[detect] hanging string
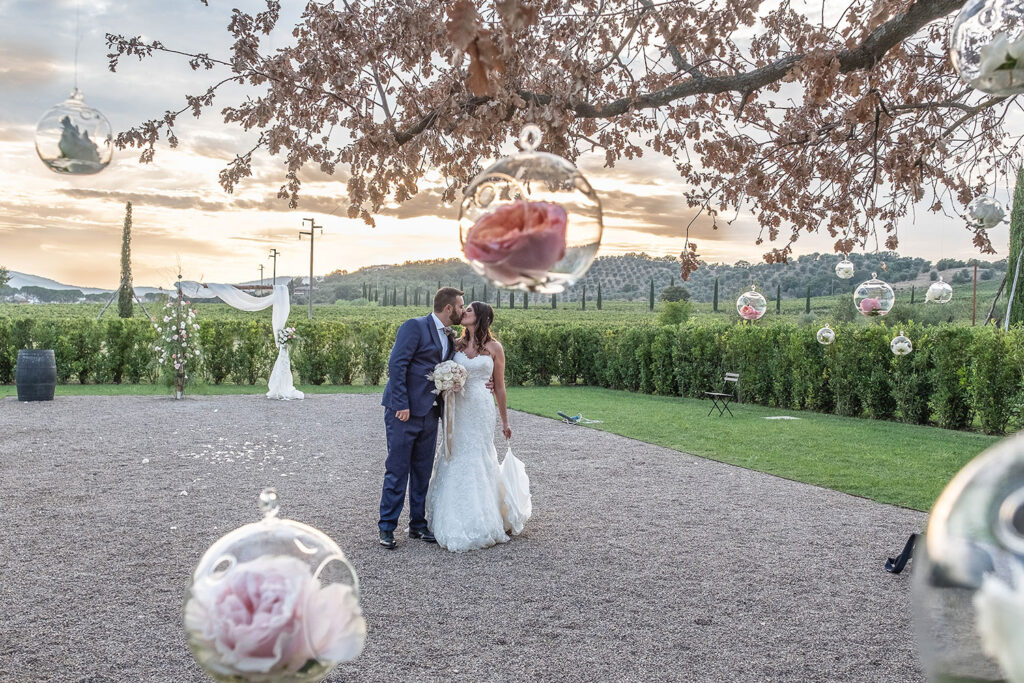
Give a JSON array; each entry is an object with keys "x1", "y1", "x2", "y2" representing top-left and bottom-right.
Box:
[{"x1": 73, "y1": 1, "x2": 81, "y2": 92}]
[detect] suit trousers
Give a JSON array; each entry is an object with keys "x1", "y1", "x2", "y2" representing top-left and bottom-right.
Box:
[{"x1": 378, "y1": 406, "x2": 440, "y2": 532}]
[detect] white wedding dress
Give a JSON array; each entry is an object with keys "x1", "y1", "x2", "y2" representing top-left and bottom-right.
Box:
[{"x1": 426, "y1": 351, "x2": 529, "y2": 552}]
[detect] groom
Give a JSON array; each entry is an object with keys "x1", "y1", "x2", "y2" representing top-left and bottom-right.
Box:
[{"x1": 378, "y1": 287, "x2": 465, "y2": 549}]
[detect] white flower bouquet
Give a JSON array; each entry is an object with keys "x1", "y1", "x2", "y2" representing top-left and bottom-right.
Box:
[
  {"x1": 276, "y1": 326, "x2": 298, "y2": 348},
  {"x1": 427, "y1": 360, "x2": 469, "y2": 395}
]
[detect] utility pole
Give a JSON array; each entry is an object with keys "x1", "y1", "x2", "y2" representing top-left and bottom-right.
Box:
[
  {"x1": 258, "y1": 264, "x2": 265, "y2": 291},
  {"x1": 299, "y1": 218, "x2": 324, "y2": 319},
  {"x1": 268, "y1": 248, "x2": 281, "y2": 287}
]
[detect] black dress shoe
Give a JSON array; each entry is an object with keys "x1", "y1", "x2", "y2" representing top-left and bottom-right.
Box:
[
  {"x1": 409, "y1": 528, "x2": 436, "y2": 543},
  {"x1": 379, "y1": 530, "x2": 396, "y2": 549}
]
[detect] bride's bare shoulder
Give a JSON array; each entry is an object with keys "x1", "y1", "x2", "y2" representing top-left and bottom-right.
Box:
[{"x1": 485, "y1": 340, "x2": 504, "y2": 357}]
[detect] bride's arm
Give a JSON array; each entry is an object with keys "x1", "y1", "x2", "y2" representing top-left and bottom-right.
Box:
[{"x1": 489, "y1": 341, "x2": 511, "y2": 440}]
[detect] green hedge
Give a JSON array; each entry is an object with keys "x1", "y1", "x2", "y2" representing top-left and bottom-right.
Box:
[{"x1": 4, "y1": 315, "x2": 1024, "y2": 434}]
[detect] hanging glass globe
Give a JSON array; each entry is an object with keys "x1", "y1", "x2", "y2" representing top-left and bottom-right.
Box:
[
  {"x1": 853, "y1": 273, "x2": 895, "y2": 318},
  {"x1": 835, "y1": 257, "x2": 855, "y2": 280},
  {"x1": 968, "y1": 196, "x2": 1008, "y2": 229},
  {"x1": 459, "y1": 125, "x2": 603, "y2": 293},
  {"x1": 913, "y1": 432, "x2": 1024, "y2": 682},
  {"x1": 816, "y1": 325, "x2": 836, "y2": 345},
  {"x1": 736, "y1": 286, "x2": 767, "y2": 321},
  {"x1": 35, "y1": 88, "x2": 113, "y2": 175},
  {"x1": 927, "y1": 276, "x2": 955, "y2": 304},
  {"x1": 890, "y1": 331, "x2": 913, "y2": 356},
  {"x1": 184, "y1": 489, "x2": 366, "y2": 682},
  {"x1": 950, "y1": 0, "x2": 1024, "y2": 96}
]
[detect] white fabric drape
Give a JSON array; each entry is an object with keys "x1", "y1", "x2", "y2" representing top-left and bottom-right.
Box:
[{"x1": 178, "y1": 282, "x2": 304, "y2": 400}]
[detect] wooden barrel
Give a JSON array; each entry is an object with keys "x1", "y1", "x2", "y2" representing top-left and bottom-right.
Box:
[{"x1": 16, "y1": 349, "x2": 57, "y2": 401}]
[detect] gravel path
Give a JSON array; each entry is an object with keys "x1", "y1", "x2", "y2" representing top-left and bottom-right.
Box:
[{"x1": 1, "y1": 394, "x2": 926, "y2": 682}]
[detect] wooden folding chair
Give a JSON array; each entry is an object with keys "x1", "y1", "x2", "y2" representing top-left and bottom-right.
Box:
[{"x1": 704, "y1": 372, "x2": 739, "y2": 417}]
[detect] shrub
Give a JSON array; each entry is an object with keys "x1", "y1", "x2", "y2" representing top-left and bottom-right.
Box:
[
  {"x1": 930, "y1": 327, "x2": 974, "y2": 430},
  {"x1": 658, "y1": 301, "x2": 692, "y2": 326}
]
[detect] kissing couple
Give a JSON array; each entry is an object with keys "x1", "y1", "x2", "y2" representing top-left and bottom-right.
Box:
[{"x1": 377, "y1": 287, "x2": 531, "y2": 552}]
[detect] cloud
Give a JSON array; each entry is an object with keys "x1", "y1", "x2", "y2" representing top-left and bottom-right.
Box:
[{"x1": 0, "y1": 42, "x2": 59, "y2": 88}]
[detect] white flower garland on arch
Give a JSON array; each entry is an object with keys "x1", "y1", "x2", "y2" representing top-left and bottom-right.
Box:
[{"x1": 178, "y1": 282, "x2": 304, "y2": 400}]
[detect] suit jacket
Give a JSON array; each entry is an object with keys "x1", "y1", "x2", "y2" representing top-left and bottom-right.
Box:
[{"x1": 381, "y1": 314, "x2": 453, "y2": 417}]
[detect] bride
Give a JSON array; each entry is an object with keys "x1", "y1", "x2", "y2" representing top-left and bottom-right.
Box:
[{"x1": 426, "y1": 300, "x2": 530, "y2": 552}]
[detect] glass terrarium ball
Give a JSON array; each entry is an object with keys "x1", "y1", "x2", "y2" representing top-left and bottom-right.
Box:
[
  {"x1": 913, "y1": 432, "x2": 1024, "y2": 682},
  {"x1": 891, "y1": 332, "x2": 913, "y2": 356},
  {"x1": 736, "y1": 287, "x2": 767, "y2": 321},
  {"x1": 835, "y1": 258, "x2": 855, "y2": 279},
  {"x1": 184, "y1": 489, "x2": 366, "y2": 682},
  {"x1": 950, "y1": 0, "x2": 1024, "y2": 96},
  {"x1": 459, "y1": 125, "x2": 603, "y2": 293},
  {"x1": 35, "y1": 88, "x2": 113, "y2": 175},
  {"x1": 853, "y1": 273, "x2": 895, "y2": 318},
  {"x1": 816, "y1": 325, "x2": 836, "y2": 345},
  {"x1": 927, "y1": 277, "x2": 954, "y2": 304},
  {"x1": 968, "y1": 196, "x2": 1007, "y2": 229}
]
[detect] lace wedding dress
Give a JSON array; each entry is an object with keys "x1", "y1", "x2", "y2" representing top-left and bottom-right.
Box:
[{"x1": 426, "y1": 351, "x2": 529, "y2": 552}]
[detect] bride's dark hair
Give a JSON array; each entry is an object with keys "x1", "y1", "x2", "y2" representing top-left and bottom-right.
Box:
[{"x1": 457, "y1": 301, "x2": 496, "y2": 354}]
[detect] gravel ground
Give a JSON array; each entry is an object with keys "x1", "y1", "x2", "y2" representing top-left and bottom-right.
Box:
[{"x1": 1, "y1": 394, "x2": 927, "y2": 682}]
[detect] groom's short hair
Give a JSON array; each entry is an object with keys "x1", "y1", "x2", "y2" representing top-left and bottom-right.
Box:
[{"x1": 433, "y1": 287, "x2": 464, "y2": 312}]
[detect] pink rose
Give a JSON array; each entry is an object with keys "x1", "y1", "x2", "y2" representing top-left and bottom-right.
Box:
[
  {"x1": 463, "y1": 200, "x2": 567, "y2": 285},
  {"x1": 184, "y1": 555, "x2": 365, "y2": 677},
  {"x1": 859, "y1": 297, "x2": 882, "y2": 315},
  {"x1": 739, "y1": 304, "x2": 761, "y2": 320}
]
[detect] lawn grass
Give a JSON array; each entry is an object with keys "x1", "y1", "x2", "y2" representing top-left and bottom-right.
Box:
[
  {"x1": 3, "y1": 382, "x2": 997, "y2": 511},
  {"x1": 0, "y1": 383, "x2": 384, "y2": 398},
  {"x1": 505, "y1": 386, "x2": 1000, "y2": 512}
]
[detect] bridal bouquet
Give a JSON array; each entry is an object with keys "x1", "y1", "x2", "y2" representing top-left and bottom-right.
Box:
[
  {"x1": 428, "y1": 360, "x2": 469, "y2": 395},
  {"x1": 275, "y1": 326, "x2": 298, "y2": 348}
]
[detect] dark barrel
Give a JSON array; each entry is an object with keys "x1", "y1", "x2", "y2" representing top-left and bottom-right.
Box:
[{"x1": 16, "y1": 350, "x2": 57, "y2": 401}]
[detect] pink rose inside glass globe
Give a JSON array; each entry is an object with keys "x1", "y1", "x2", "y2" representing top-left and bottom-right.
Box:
[
  {"x1": 736, "y1": 288, "x2": 767, "y2": 320},
  {"x1": 459, "y1": 125, "x2": 603, "y2": 293},
  {"x1": 853, "y1": 273, "x2": 895, "y2": 318},
  {"x1": 184, "y1": 489, "x2": 366, "y2": 682}
]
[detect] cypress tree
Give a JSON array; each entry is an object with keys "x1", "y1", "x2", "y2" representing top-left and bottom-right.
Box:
[
  {"x1": 552, "y1": 293, "x2": 557, "y2": 309},
  {"x1": 776, "y1": 283, "x2": 781, "y2": 314},
  {"x1": 911, "y1": 285, "x2": 916, "y2": 305},
  {"x1": 581, "y1": 283, "x2": 587, "y2": 310},
  {"x1": 713, "y1": 277, "x2": 719, "y2": 312},
  {"x1": 1010, "y1": 166, "x2": 1024, "y2": 326},
  {"x1": 509, "y1": 291, "x2": 514, "y2": 308},
  {"x1": 523, "y1": 291, "x2": 529, "y2": 309},
  {"x1": 460, "y1": 277, "x2": 464, "y2": 291},
  {"x1": 438, "y1": 279, "x2": 442, "y2": 291},
  {"x1": 496, "y1": 289, "x2": 501, "y2": 308},
  {"x1": 805, "y1": 285, "x2": 811, "y2": 314},
  {"x1": 649, "y1": 278, "x2": 655, "y2": 311},
  {"x1": 362, "y1": 282, "x2": 367, "y2": 299},
  {"x1": 471, "y1": 286, "x2": 476, "y2": 301},
  {"x1": 403, "y1": 285, "x2": 408, "y2": 306},
  {"x1": 483, "y1": 283, "x2": 488, "y2": 301},
  {"x1": 118, "y1": 201, "x2": 134, "y2": 318},
  {"x1": 597, "y1": 281, "x2": 603, "y2": 310}
]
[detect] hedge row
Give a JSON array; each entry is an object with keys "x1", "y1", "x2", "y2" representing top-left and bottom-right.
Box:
[{"x1": 3, "y1": 316, "x2": 1023, "y2": 434}]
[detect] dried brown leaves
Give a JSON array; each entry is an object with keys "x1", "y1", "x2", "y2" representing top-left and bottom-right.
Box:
[{"x1": 106, "y1": 0, "x2": 1019, "y2": 271}]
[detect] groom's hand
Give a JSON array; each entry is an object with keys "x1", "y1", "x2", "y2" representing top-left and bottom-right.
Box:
[
  {"x1": 485, "y1": 379, "x2": 495, "y2": 393},
  {"x1": 396, "y1": 409, "x2": 410, "y2": 422}
]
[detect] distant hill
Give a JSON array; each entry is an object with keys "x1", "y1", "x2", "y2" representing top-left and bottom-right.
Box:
[
  {"x1": 321, "y1": 253, "x2": 1008, "y2": 304},
  {"x1": 5, "y1": 271, "x2": 168, "y2": 297}
]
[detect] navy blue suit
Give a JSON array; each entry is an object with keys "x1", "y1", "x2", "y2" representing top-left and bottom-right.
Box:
[{"x1": 378, "y1": 315, "x2": 454, "y2": 533}]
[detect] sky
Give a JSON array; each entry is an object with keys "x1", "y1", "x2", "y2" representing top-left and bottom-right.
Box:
[{"x1": 0, "y1": 0, "x2": 1014, "y2": 289}]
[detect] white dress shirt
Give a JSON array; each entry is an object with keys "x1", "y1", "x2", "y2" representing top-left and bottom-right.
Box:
[{"x1": 430, "y1": 313, "x2": 448, "y2": 358}]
